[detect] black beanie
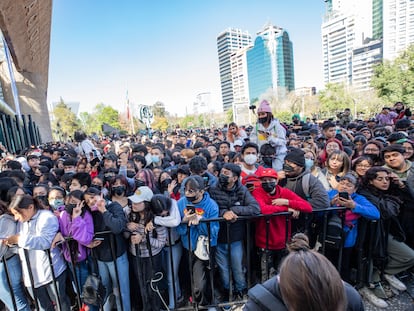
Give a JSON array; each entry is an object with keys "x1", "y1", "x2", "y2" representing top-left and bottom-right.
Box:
[{"x1": 285, "y1": 148, "x2": 305, "y2": 167}]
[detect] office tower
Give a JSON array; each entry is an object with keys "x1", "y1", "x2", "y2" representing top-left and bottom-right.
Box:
[
  {"x1": 322, "y1": 0, "x2": 374, "y2": 88},
  {"x1": 246, "y1": 23, "x2": 295, "y2": 103},
  {"x1": 373, "y1": 0, "x2": 383, "y2": 39},
  {"x1": 217, "y1": 28, "x2": 252, "y2": 111},
  {"x1": 383, "y1": 0, "x2": 414, "y2": 61}
]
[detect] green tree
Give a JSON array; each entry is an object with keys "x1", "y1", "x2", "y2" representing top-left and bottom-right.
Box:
[
  {"x1": 371, "y1": 45, "x2": 414, "y2": 105},
  {"x1": 152, "y1": 116, "x2": 169, "y2": 131},
  {"x1": 93, "y1": 103, "x2": 120, "y2": 130},
  {"x1": 318, "y1": 83, "x2": 354, "y2": 116},
  {"x1": 79, "y1": 112, "x2": 100, "y2": 134},
  {"x1": 52, "y1": 98, "x2": 79, "y2": 141}
]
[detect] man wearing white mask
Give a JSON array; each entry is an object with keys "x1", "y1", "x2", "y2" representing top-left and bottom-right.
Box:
[{"x1": 240, "y1": 143, "x2": 260, "y2": 178}]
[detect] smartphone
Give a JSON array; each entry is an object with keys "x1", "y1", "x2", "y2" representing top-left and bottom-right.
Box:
[
  {"x1": 338, "y1": 192, "x2": 349, "y2": 200},
  {"x1": 186, "y1": 204, "x2": 196, "y2": 214}
]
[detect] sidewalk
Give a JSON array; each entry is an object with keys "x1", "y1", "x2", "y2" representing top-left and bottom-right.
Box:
[{"x1": 363, "y1": 274, "x2": 414, "y2": 311}]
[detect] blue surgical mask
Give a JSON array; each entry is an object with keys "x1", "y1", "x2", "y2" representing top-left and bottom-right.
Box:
[
  {"x1": 151, "y1": 155, "x2": 160, "y2": 163},
  {"x1": 305, "y1": 159, "x2": 314, "y2": 169},
  {"x1": 49, "y1": 198, "x2": 64, "y2": 210}
]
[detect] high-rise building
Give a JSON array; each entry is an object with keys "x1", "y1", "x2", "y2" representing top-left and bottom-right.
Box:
[
  {"x1": 322, "y1": 0, "x2": 374, "y2": 89},
  {"x1": 246, "y1": 23, "x2": 295, "y2": 103},
  {"x1": 372, "y1": 0, "x2": 383, "y2": 39},
  {"x1": 217, "y1": 28, "x2": 252, "y2": 111},
  {"x1": 383, "y1": 0, "x2": 414, "y2": 61},
  {"x1": 352, "y1": 39, "x2": 383, "y2": 91}
]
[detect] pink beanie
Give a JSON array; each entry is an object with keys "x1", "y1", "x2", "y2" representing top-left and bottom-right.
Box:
[{"x1": 257, "y1": 100, "x2": 272, "y2": 113}]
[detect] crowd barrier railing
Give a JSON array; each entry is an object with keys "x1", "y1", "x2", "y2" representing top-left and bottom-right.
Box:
[{"x1": 7, "y1": 206, "x2": 378, "y2": 311}]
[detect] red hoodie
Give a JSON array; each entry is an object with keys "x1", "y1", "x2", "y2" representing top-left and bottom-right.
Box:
[{"x1": 251, "y1": 185, "x2": 312, "y2": 250}]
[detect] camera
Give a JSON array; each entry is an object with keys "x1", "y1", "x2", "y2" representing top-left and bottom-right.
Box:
[{"x1": 186, "y1": 204, "x2": 196, "y2": 214}]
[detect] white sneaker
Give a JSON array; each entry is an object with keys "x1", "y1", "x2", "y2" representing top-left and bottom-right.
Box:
[
  {"x1": 359, "y1": 287, "x2": 388, "y2": 308},
  {"x1": 384, "y1": 274, "x2": 407, "y2": 291}
]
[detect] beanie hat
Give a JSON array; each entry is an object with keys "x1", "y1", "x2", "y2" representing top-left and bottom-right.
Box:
[
  {"x1": 257, "y1": 100, "x2": 272, "y2": 113},
  {"x1": 284, "y1": 148, "x2": 305, "y2": 167}
]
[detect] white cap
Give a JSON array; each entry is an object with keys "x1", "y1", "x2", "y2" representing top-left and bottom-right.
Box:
[{"x1": 128, "y1": 186, "x2": 153, "y2": 203}]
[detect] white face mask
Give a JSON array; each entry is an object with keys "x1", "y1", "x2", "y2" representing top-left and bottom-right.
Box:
[{"x1": 244, "y1": 154, "x2": 258, "y2": 166}]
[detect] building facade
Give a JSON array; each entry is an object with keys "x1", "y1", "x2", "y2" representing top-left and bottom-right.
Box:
[
  {"x1": 217, "y1": 28, "x2": 252, "y2": 112},
  {"x1": 0, "y1": 0, "x2": 53, "y2": 142},
  {"x1": 246, "y1": 23, "x2": 295, "y2": 103},
  {"x1": 383, "y1": 0, "x2": 414, "y2": 61}
]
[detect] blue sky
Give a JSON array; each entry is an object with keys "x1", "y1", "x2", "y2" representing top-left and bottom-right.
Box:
[{"x1": 48, "y1": 1, "x2": 326, "y2": 117}]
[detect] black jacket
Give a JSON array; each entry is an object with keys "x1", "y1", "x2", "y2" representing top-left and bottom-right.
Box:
[
  {"x1": 92, "y1": 201, "x2": 127, "y2": 262},
  {"x1": 209, "y1": 181, "x2": 260, "y2": 243},
  {"x1": 244, "y1": 276, "x2": 364, "y2": 311}
]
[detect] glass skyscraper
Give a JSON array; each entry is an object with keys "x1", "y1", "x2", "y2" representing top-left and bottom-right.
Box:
[{"x1": 246, "y1": 24, "x2": 294, "y2": 103}]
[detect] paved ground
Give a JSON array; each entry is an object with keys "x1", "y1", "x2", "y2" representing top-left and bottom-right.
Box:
[{"x1": 362, "y1": 273, "x2": 414, "y2": 310}]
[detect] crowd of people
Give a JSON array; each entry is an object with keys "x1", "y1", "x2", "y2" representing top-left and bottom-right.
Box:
[{"x1": 0, "y1": 99, "x2": 414, "y2": 310}]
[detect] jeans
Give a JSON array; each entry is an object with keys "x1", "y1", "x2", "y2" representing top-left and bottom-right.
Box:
[
  {"x1": 0, "y1": 255, "x2": 31, "y2": 311},
  {"x1": 68, "y1": 259, "x2": 89, "y2": 294},
  {"x1": 31, "y1": 269, "x2": 71, "y2": 311},
  {"x1": 98, "y1": 252, "x2": 131, "y2": 311},
  {"x1": 215, "y1": 241, "x2": 246, "y2": 292},
  {"x1": 163, "y1": 242, "x2": 183, "y2": 308}
]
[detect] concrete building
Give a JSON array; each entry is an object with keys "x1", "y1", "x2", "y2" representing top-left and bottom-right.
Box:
[
  {"x1": 0, "y1": 0, "x2": 53, "y2": 142},
  {"x1": 230, "y1": 45, "x2": 252, "y2": 125},
  {"x1": 383, "y1": 0, "x2": 414, "y2": 61},
  {"x1": 352, "y1": 39, "x2": 383, "y2": 91},
  {"x1": 322, "y1": 0, "x2": 378, "y2": 91},
  {"x1": 217, "y1": 28, "x2": 252, "y2": 112},
  {"x1": 247, "y1": 23, "x2": 295, "y2": 103}
]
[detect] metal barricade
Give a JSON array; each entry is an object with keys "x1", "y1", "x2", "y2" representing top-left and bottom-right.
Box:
[{"x1": 7, "y1": 207, "x2": 380, "y2": 311}]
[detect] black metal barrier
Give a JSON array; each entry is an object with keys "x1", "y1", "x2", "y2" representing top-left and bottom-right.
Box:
[
  {"x1": 4, "y1": 208, "x2": 380, "y2": 311},
  {"x1": 0, "y1": 114, "x2": 41, "y2": 154}
]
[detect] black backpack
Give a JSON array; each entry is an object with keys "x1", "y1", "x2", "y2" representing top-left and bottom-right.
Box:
[
  {"x1": 322, "y1": 213, "x2": 343, "y2": 249},
  {"x1": 81, "y1": 273, "x2": 106, "y2": 306}
]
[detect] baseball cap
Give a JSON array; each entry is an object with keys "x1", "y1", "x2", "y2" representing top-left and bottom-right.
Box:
[
  {"x1": 257, "y1": 167, "x2": 278, "y2": 179},
  {"x1": 234, "y1": 139, "x2": 243, "y2": 147},
  {"x1": 128, "y1": 186, "x2": 153, "y2": 203}
]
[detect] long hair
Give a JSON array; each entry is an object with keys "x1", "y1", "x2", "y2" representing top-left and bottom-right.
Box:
[{"x1": 279, "y1": 233, "x2": 347, "y2": 311}]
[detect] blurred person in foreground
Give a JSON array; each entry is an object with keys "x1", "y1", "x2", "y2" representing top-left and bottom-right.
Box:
[{"x1": 244, "y1": 233, "x2": 364, "y2": 311}]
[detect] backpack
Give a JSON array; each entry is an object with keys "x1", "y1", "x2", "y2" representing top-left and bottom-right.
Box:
[
  {"x1": 322, "y1": 213, "x2": 344, "y2": 249},
  {"x1": 81, "y1": 273, "x2": 106, "y2": 306},
  {"x1": 247, "y1": 283, "x2": 287, "y2": 311},
  {"x1": 301, "y1": 173, "x2": 311, "y2": 200}
]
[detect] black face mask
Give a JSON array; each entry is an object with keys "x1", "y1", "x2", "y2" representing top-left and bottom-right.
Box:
[
  {"x1": 65, "y1": 203, "x2": 77, "y2": 215},
  {"x1": 262, "y1": 182, "x2": 276, "y2": 193},
  {"x1": 112, "y1": 186, "x2": 126, "y2": 196},
  {"x1": 172, "y1": 156, "x2": 181, "y2": 164},
  {"x1": 135, "y1": 179, "x2": 146, "y2": 188},
  {"x1": 258, "y1": 117, "x2": 268, "y2": 124},
  {"x1": 161, "y1": 178, "x2": 172, "y2": 189},
  {"x1": 364, "y1": 153, "x2": 380, "y2": 163},
  {"x1": 186, "y1": 195, "x2": 199, "y2": 203},
  {"x1": 36, "y1": 195, "x2": 49, "y2": 206},
  {"x1": 127, "y1": 170, "x2": 136, "y2": 178},
  {"x1": 283, "y1": 164, "x2": 295, "y2": 172},
  {"x1": 91, "y1": 184, "x2": 102, "y2": 191},
  {"x1": 262, "y1": 157, "x2": 274, "y2": 167},
  {"x1": 219, "y1": 174, "x2": 230, "y2": 187}
]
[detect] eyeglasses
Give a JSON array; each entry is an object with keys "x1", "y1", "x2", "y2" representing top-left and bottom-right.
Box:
[
  {"x1": 405, "y1": 148, "x2": 414, "y2": 152},
  {"x1": 364, "y1": 148, "x2": 379, "y2": 152}
]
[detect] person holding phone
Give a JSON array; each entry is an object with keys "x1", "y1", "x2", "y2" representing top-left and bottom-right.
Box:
[
  {"x1": 249, "y1": 100, "x2": 287, "y2": 171},
  {"x1": 55, "y1": 190, "x2": 94, "y2": 293},
  {"x1": 327, "y1": 173, "x2": 379, "y2": 281}
]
